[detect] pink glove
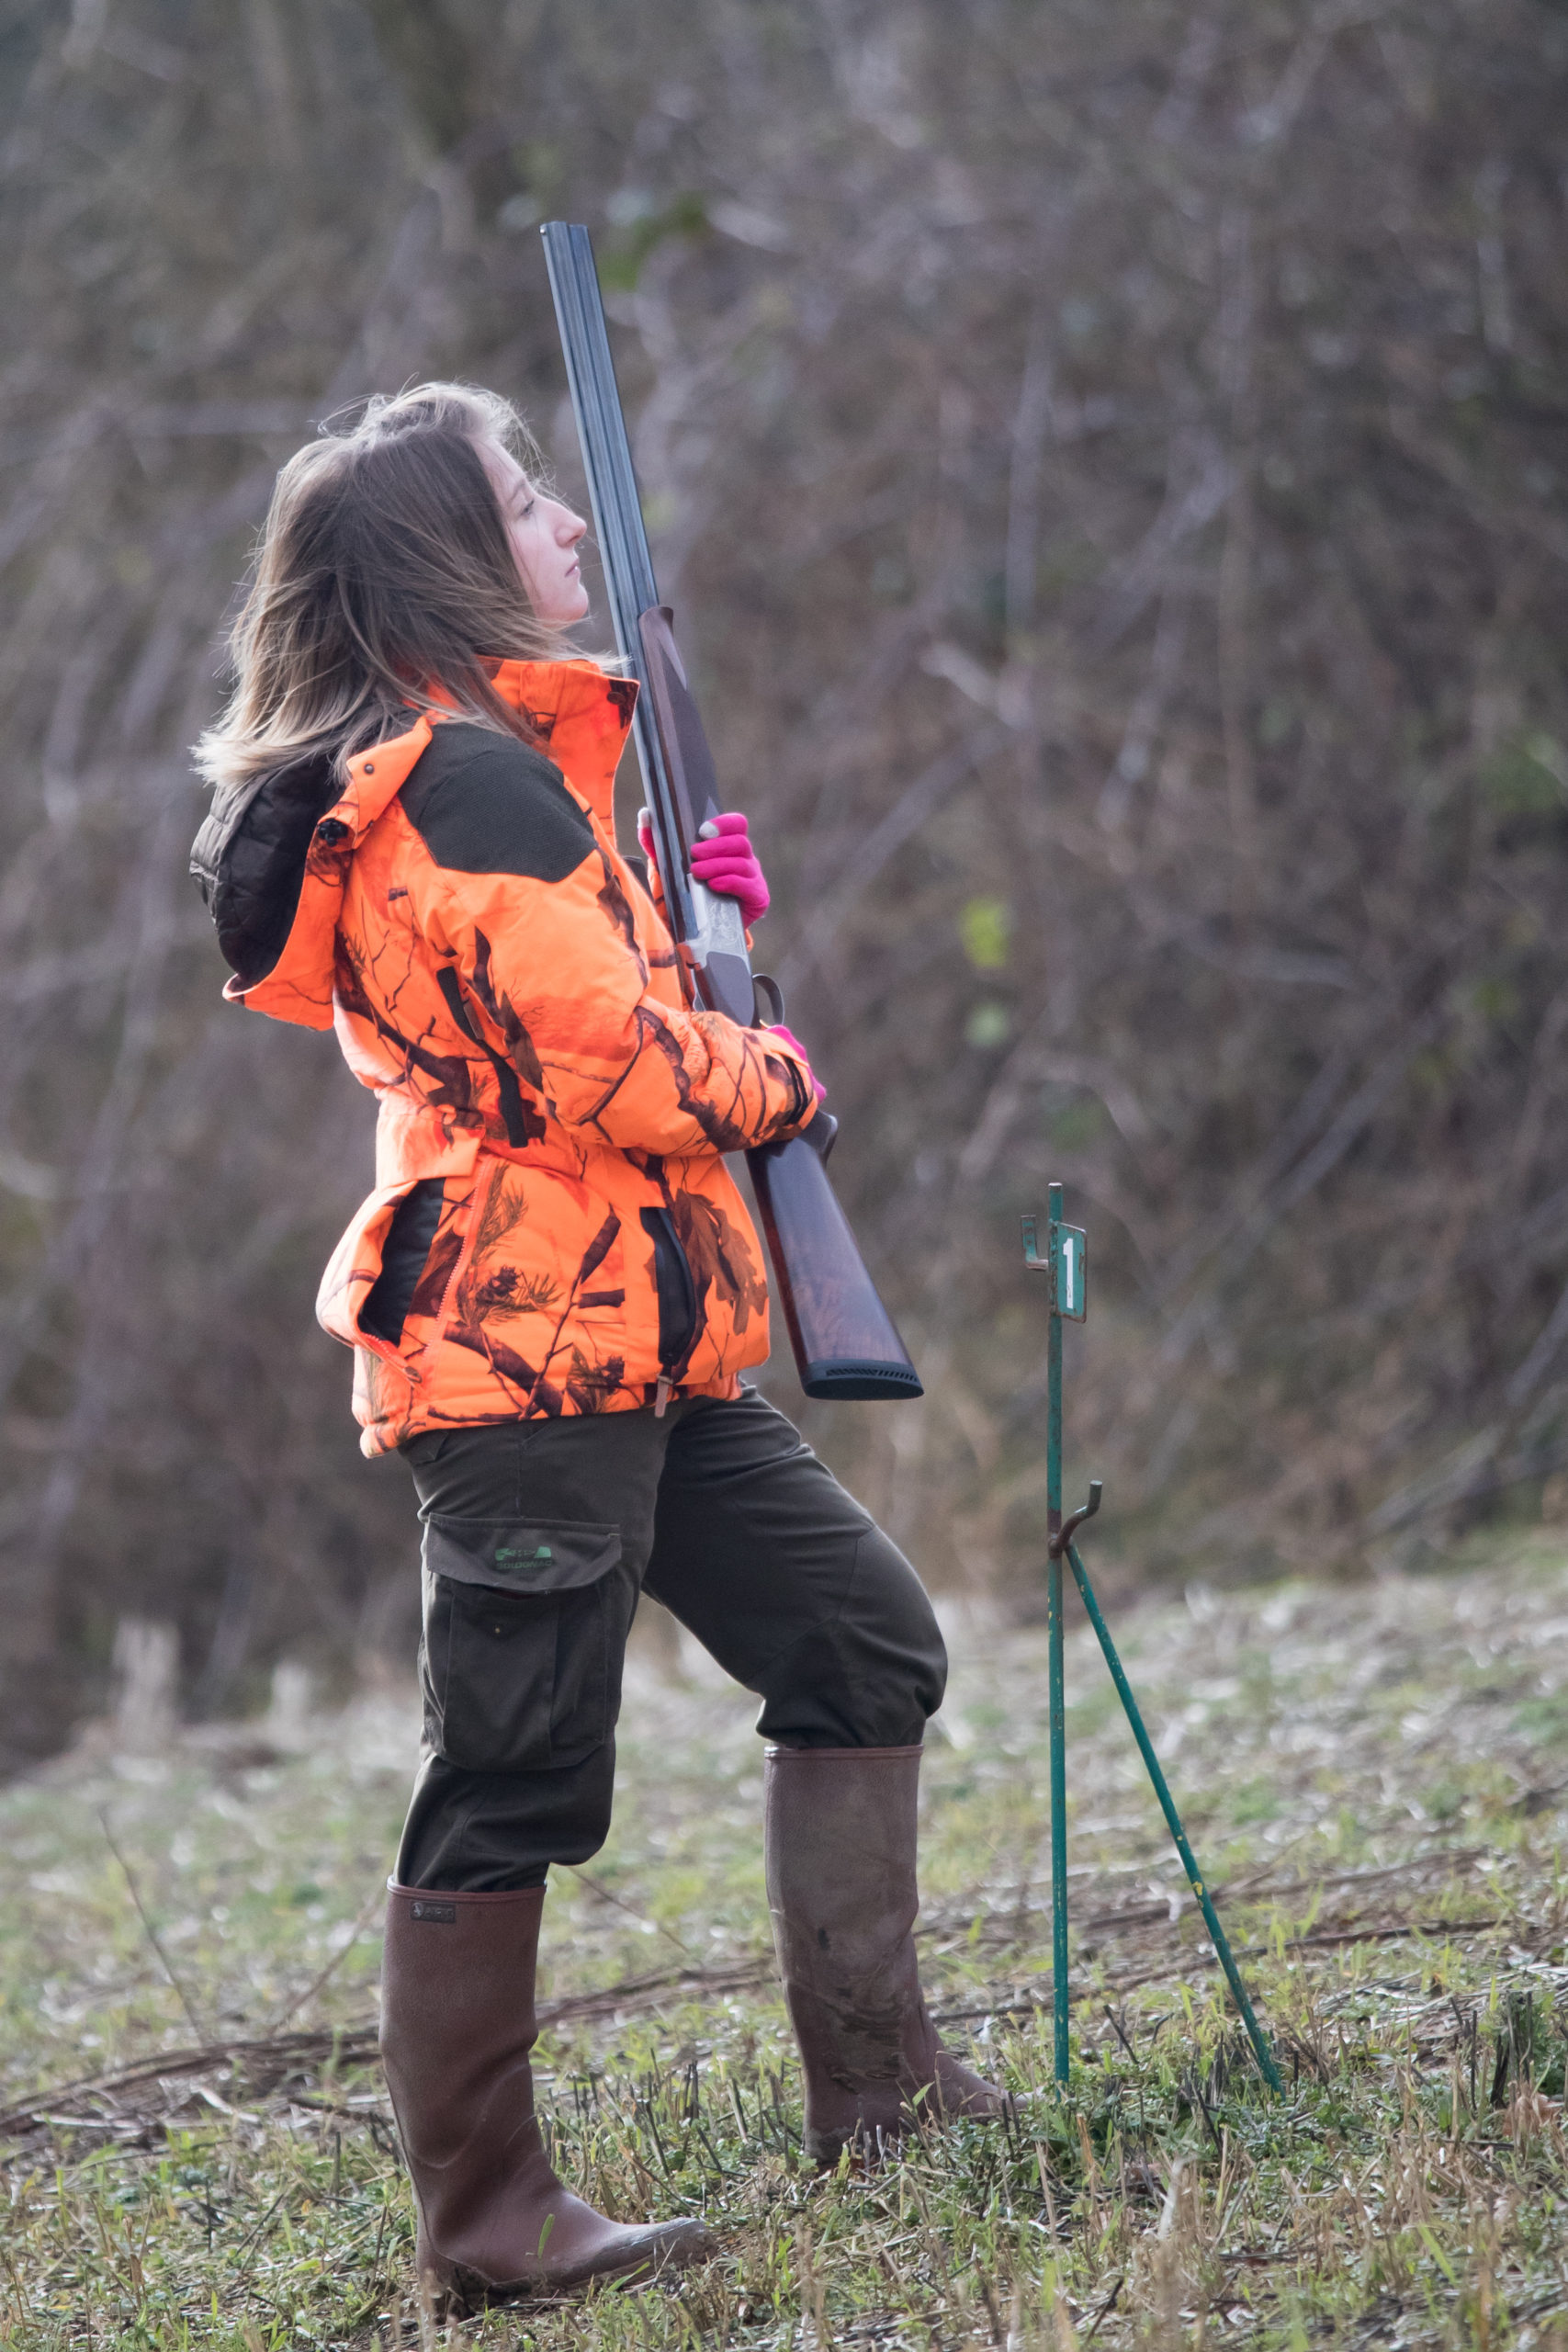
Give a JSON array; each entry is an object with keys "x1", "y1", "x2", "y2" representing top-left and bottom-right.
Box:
[
  {"x1": 636, "y1": 810, "x2": 771, "y2": 927},
  {"x1": 689, "y1": 810, "x2": 771, "y2": 926},
  {"x1": 767, "y1": 1022, "x2": 827, "y2": 1104}
]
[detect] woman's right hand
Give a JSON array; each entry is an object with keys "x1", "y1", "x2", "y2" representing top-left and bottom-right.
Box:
[
  {"x1": 637, "y1": 813, "x2": 821, "y2": 1099},
  {"x1": 637, "y1": 809, "x2": 772, "y2": 931}
]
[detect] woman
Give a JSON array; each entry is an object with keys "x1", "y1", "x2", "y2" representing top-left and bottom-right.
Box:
[{"x1": 192, "y1": 383, "x2": 998, "y2": 2312}]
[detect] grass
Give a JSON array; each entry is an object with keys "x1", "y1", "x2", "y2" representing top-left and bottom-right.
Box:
[{"x1": 6, "y1": 1532, "x2": 1568, "y2": 2347}]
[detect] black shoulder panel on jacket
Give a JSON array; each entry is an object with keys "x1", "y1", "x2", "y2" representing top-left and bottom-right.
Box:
[
  {"x1": 190, "y1": 751, "x2": 340, "y2": 986},
  {"x1": 400, "y1": 723, "x2": 596, "y2": 883}
]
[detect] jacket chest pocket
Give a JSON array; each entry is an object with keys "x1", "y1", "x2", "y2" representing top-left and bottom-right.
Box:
[{"x1": 418, "y1": 1514, "x2": 630, "y2": 1773}]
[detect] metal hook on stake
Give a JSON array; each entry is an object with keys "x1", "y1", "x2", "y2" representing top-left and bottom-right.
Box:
[
  {"x1": 1050, "y1": 1481, "x2": 1101, "y2": 1560},
  {"x1": 1022, "y1": 1190, "x2": 1282, "y2": 2098}
]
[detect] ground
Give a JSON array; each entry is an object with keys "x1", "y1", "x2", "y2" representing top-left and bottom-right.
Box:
[{"x1": 4, "y1": 1534, "x2": 1568, "y2": 2350}]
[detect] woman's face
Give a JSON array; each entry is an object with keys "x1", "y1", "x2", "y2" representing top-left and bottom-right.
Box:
[{"x1": 479, "y1": 439, "x2": 590, "y2": 627}]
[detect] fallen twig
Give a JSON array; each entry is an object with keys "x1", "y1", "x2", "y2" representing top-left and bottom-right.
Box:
[
  {"x1": 931, "y1": 1915, "x2": 1504, "y2": 2024},
  {"x1": 923, "y1": 1848, "x2": 1487, "y2": 1946},
  {"x1": 0, "y1": 1951, "x2": 776, "y2": 2150},
  {"x1": 265, "y1": 1879, "x2": 387, "y2": 2034},
  {"x1": 1082, "y1": 2273, "x2": 1124, "y2": 2344},
  {"x1": 0, "y1": 2026, "x2": 383, "y2": 2143},
  {"x1": 564, "y1": 1865, "x2": 695, "y2": 1959},
  {"x1": 98, "y1": 1809, "x2": 206, "y2": 2042}
]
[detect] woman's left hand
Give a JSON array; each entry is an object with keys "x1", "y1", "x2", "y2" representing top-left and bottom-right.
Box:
[
  {"x1": 766, "y1": 1022, "x2": 827, "y2": 1103},
  {"x1": 689, "y1": 811, "x2": 770, "y2": 927}
]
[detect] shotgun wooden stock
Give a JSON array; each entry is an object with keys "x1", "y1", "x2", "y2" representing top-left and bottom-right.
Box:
[
  {"x1": 748, "y1": 1115, "x2": 924, "y2": 1400},
  {"x1": 542, "y1": 219, "x2": 920, "y2": 1402}
]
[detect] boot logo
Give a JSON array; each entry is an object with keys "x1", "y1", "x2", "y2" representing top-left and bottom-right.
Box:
[{"x1": 410, "y1": 1900, "x2": 457, "y2": 1924}]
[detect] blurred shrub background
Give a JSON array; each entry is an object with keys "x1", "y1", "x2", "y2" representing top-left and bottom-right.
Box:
[{"x1": 1, "y1": 0, "x2": 1565, "y2": 1761}]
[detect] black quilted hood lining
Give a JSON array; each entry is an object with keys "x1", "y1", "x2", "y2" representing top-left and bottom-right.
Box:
[{"x1": 189, "y1": 752, "x2": 341, "y2": 988}]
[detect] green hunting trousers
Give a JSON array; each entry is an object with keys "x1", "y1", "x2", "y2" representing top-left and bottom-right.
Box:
[{"x1": 395, "y1": 1385, "x2": 947, "y2": 1891}]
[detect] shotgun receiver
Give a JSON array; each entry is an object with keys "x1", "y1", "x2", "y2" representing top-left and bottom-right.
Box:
[{"x1": 541, "y1": 220, "x2": 921, "y2": 1402}]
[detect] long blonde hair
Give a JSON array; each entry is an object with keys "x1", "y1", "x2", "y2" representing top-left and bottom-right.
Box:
[{"x1": 194, "y1": 383, "x2": 565, "y2": 795}]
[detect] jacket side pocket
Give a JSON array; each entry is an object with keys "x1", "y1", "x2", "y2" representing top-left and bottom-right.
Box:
[
  {"x1": 361, "y1": 1178, "x2": 446, "y2": 1345},
  {"x1": 319, "y1": 1168, "x2": 480, "y2": 1365},
  {"x1": 318, "y1": 1176, "x2": 427, "y2": 1358},
  {"x1": 419, "y1": 1514, "x2": 628, "y2": 1773}
]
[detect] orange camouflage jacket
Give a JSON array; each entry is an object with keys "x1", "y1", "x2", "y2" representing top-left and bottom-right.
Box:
[{"x1": 196, "y1": 659, "x2": 815, "y2": 1453}]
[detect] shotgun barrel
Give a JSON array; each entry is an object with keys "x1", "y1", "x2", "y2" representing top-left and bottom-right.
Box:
[{"x1": 540, "y1": 220, "x2": 920, "y2": 1403}]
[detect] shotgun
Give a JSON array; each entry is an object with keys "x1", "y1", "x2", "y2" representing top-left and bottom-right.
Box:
[{"x1": 540, "y1": 219, "x2": 921, "y2": 1403}]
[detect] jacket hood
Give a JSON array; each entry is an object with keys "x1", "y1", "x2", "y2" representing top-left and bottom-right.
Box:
[
  {"x1": 190, "y1": 746, "x2": 341, "y2": 989},
  {"x1": 191, "y1": 659, "x2": 637, "y2": 1031}
]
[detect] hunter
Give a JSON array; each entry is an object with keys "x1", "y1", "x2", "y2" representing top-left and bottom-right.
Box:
[{"x1": 191, "y1": 382, "x2": 998, "y2": 2312}]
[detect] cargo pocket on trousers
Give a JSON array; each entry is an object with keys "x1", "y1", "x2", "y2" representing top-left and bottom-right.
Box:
[{"x1": 418, "y1": 1513, "x2": 624, "y2": 1774}]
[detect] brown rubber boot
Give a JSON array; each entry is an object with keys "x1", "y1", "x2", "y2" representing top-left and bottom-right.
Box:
[
  {"x1": 379, "y1": 1883, "x2": 715, "y2": 2311},
  {"x1": 764, "y1": 1744, "x2": 1005, "y2": 2165}
]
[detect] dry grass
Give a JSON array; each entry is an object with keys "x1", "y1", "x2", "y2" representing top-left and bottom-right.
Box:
[{"x1": 6, "y1": 1535, "x2": 1568, "y2": 2346}]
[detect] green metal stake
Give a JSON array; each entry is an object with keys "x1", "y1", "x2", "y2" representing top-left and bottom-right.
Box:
[
  {"x1": 1023, "y1": 1193, "x2": 1283, "y2": 2098},
  {"x1": 1043, "y1": 1183, "x2": 1069, "y2": 2085},
  {"x1": 1023, "y1": 1183, "x2": 1077, "y2": 2083},
  {"x1": 1065, "y1": 1536, "x2": 1284, "y2": 2095}
]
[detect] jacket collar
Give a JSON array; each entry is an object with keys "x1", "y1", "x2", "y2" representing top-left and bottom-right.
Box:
[
  {"x1": 489, "y1": 658, "x2": 638, "y2": 828},
  {"x1": 335, "y1": 716, "x2": 437, "y2": 837},
  {"x1": 331, "y1": 660, "x2": 637, "y2": 837}
]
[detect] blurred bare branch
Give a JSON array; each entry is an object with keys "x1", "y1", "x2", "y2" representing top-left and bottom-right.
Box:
[{"x1": 0, "y1": 0, "x2": 1562, "y2": 1750}]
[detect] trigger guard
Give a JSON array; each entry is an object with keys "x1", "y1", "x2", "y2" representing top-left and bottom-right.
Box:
[{"x1": 751, "y1": 972, "x2": 785, "y2": 1026}]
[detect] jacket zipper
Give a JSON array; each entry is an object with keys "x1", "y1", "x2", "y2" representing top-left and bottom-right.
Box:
[{"x1": 639, "y1": 1206, "x2": 698, "y2": 1414}]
